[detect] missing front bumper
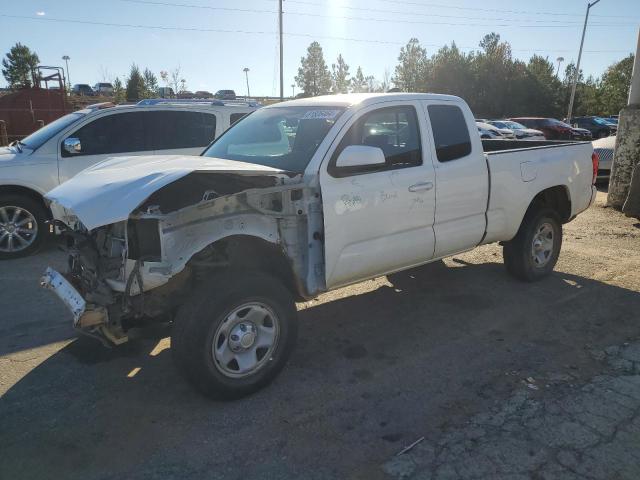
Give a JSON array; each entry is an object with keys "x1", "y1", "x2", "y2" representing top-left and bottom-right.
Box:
[{"x1": 40, "y1": 267, "x2": 126, "y2": 344}]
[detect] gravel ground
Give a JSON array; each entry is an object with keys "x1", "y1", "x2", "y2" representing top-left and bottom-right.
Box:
[{"x1": 1, "y1": 190, "x2": 640, "y2": 480}]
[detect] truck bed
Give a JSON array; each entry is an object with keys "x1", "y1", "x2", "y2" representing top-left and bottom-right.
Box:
[{"x1": 480, "y1": 138, "x2": 595, "y2": 246}]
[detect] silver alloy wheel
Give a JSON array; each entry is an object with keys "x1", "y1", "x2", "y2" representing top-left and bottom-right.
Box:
[
  {"x1": 212, "y1": 302, "x2": 280, "y2": 378},
  {"x1": 531, "y1": 221, "x2": 554, "y2": 268},
  {"x1": 0, "y1": 206, "x2": 38, "y2": 253}
]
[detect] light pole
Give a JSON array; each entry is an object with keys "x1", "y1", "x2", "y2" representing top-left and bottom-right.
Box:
[
  {"x1": 243, "y1": 67, "x2": 250, "y2": 98},
  {"x1": 556, "y1": 56, "x2": 564, "y2": 78},
  {"x1": 62, "y1": 55, "x2": 71, "y2": 90},
  {"x1": 567, "y1": 0, "x2": 601, "y2": 121},
  {"x1": 291, "y1": 84, "x2": 295, "y2": 98},
  {"x1": 278, "y1": 0, "x2": 283, "y2": 101}
]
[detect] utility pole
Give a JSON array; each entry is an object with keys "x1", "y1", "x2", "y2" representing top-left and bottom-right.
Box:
[
  {"x1": 62, "y1": 55, "x2": 71, "y2": 90},
  {"x1": 243, "y1": 67, "x2": 250, "y2": 98},
  {"x1": 567, "y1": 0, "x2": 601, "y2": 121},
  {"x1": 279, "y1": 0, "x2": 284, "y2": 101},
  {"x1": 556, "y1": 57, "x2": 564, "y2": 78}
]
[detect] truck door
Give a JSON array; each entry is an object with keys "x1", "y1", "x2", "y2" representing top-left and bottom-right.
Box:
[
  {"x1": 319, "y1": 102, "x2": 437, "y2": 289},
  {"x1": 421, "y1": 101, "x2": 489, "y2": 257}
]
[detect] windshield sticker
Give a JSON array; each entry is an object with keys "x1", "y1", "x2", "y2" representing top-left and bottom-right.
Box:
[{"x1": 301, "y1": 110, "x2": 341, "y2": 120}]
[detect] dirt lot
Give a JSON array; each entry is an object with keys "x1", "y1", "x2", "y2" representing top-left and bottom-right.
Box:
[{"x1": 1, "y1": 190, "x2": 640, "y2": 479}]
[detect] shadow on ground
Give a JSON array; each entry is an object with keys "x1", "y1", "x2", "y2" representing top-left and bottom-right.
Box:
[{"x1": 1, "y1": 260, "x2": 640, "y2": 480}]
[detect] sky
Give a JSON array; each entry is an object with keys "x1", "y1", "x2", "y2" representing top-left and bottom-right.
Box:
[{"x1": 1, "y1": 0, "x2": 638, "y2": 97}]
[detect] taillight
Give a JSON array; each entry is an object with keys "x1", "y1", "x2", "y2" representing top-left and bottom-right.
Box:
[{"x1": 591, "y1": 151, "x2": 599, "y2": 184}]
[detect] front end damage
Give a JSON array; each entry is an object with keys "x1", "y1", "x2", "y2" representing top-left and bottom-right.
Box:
[{"x1": 42, "y1": 167, "x2": 325, "y2": 346}]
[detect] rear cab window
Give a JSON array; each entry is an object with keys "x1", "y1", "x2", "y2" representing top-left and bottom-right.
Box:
[{"x1": 427, "y1": 104, "x2": 472, "y2": 162}]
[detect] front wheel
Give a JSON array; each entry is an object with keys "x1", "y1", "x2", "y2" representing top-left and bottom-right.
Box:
[
  {"x1": 0, "y1": 194, "x2": 49, "y2": 260},
  {"x1": 172, "y1": 270, "x2": 298, "y2": 400},
  {"x1": 503, "y1": 207, "x2": 563, "y2": 282}
]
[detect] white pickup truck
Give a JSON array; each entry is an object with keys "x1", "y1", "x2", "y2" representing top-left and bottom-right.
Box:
[{"x1": 42, "y1": 93, "x2": 598, "y2": 399}]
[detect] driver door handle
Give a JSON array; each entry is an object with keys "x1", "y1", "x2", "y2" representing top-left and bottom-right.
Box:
[{"x1": 408, "y1": 181, "x2": 434, "y2": 192}]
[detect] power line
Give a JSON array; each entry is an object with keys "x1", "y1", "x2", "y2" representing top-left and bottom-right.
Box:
[
  {"x1": 120, "y1": 0, "x2": 636, "y2": 26},
  {"x1": 283, "y1": 0, "x2": 638, "y2": 20},
  {"x1": 0, "y1": 14, "x2": 632, "y2": 53}
]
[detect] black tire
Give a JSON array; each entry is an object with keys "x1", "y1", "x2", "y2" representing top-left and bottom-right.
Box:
[
  {"x1": 503, "y1": 207, "x2": 562, "y2": 282},
  {"x1": 172, "y1": 269, "x2": 298, "y2": 400},
  {"x1": 0, "y1": 194, "x2": 49, "y2": 260}
]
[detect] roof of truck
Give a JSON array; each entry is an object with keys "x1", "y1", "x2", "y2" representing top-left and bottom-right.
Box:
[{"x1": 270, "y1": 92, "x2": 462, "y2": 109}]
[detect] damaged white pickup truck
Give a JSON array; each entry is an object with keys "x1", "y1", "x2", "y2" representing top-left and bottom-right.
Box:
[{"x1": 42, "y1": 93, "x2": 598, "y2": 399}]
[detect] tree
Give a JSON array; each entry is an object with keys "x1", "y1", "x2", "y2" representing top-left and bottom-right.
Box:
[
  {"x1": 471, "y1": 33, "x2": 515, "y2": 117},
  {"x1": 331, "y1": 54, "x2": 351, "y2": 94},
  {"x1": 392, "y1": 38, "x2": 428, "y2": 92},
  {"x1": 599, "y1": 55, "x2": 634, "y2": 116},
  {"x1": 351, "y1": 66, "x2": 367, "y2": 93},
  {"x1": 112, "y1": 77, "x2": 126, "y2": 104},
  {"x1": 2, "y1": 43, "x2": 39, "y2": 88},
  {"x1": 295, "y1": 41, "x2": 332, "y2": 97},
  {"x1": 142, "y1": 68, "x2": 158, "y2": 98},
  {"x1": 427, "y1": 42, "x2": 474, "y2": 101},
  {"x1": 169, "y1": 66, "x2": 182, "y2": 96},
  {"x1": 125, "y1": 64, "x2": 145, "y2": 101}
]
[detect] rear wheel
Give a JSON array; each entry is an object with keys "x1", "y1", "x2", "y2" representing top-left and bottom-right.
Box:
[
  {"x1": 172, "y1": 270, "x2": 298, "y2": 399},
  {"x1": 0, "y1": 194, "x2": 48, "y2": 260},
  {"x1": 503, "y1": 207, "x2": 562, "y2": 282}
]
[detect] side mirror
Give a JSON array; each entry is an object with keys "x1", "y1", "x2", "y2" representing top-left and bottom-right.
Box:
[
  {"x1": 335, "y1": 145, "x2": 386, "y2": 169},
  {"x1": 63, "y1": 137, "x2": 82, "y2": 154}
]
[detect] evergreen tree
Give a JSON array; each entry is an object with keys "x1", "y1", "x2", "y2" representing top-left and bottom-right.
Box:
[
  {"x1": 125, "y1": 64, "x2": 145, "y2": 101},
  {"x1": 392, "y1": 38, "x2": 429, "y2": 92},
  {"x1": 1, "y1": 43, "x2": 39, "y2": 88},
  {"x1": 142, "y1": 68, "x2": 158, "y2": 98},
  {"x1": 331, "y1": 54, "x2": 351, "y2": 94},
  {"x1": 351, "y1": 66, "x2": 367, "y2": 93},
  {"x1": 295, "y1": 42, "x2": 332, "y2": 97}
]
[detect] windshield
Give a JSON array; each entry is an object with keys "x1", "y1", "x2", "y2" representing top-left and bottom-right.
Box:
[
  {"x1": 593, "y1": 117, "x2": 614, "y2": 126},
  {"x1": 203, "y1": 106, "x2": 345, "y2": 173},
  {"x1": 504, "y1": 121, "x2": 526, "y2": 129},
  {"x1": 20, "y1": 112, "x2": 85, "y2": 150}
]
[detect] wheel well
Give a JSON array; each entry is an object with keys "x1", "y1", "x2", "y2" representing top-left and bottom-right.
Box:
[
  {"x1": 187, "y1": 235, "x2": 303, "y2": 300},
  {"x1": 528, "y1": 186, "x2": 571, "y2": 223},
  {"x1": 0, "y1": 185, "x2": 52, "y2": 219}
]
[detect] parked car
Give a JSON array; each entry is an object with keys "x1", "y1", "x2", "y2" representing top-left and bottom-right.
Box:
[
  {"x1": 568, "y1": 116, "x2": 617, "y2": 139},
  {"x1": 483, "y1": 121, "x2": 515, "y2": 139},
  {"x1": 488, "y1": 120, "x2": 545, "y2": 140},
  {"x1": 510, "y1": 117, "x2": 591, "y2": 141},
  {"x1": 603, "y1": 116, "x2": 618, "y2": 125},
  {"x1": 71, "y1": 84, "x2": 95, "y2": 96},
  {"x1": 476, "y1": 121, "x2": 510, "y2": 139},
  {"x1": 592, "y1": 135, "x2": 615, "y2": 182},
  {"x1": 215, "y1": 89, "x2": 237, "y2": 100},
  {"x1": 477, "y1": 125, "x2": 501, "y2": 139},
  {"x1": 177, "y1": 91, "x2": 196, "y2": 99},
  {"x1": 0, "y1": 99, "x2": 259, "y2": 258},
  {"x1": 194, "y1": 90, "x2": 213, "y2": 98},
  {"x1": 42, "y1": 93, "x2": 597, "y2": 399},
  {"x1": 93, "y1": 83, "x2": 114, "y2": 96}
]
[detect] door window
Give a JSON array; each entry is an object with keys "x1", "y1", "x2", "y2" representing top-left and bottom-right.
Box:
[
  {"x1": 151, "y1": 111, "x2": 217, "y2": 150},
  {"x1": 427, "y1": 104, "x2": 472, "y2": 162},
  {"x1": 64, "y1": 111, "x2": 150, "y2": 157},
  {"x1": 330, "y1": 105, "x2": 422, "y2": 176}
]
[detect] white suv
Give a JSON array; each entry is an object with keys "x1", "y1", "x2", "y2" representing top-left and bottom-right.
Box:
[{"x1": 0, "y1": 100, "x2": 258, "y2": 259}]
